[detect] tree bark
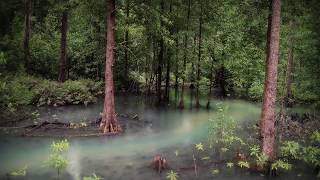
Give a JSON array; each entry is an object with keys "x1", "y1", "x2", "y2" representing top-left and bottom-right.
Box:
[
  {"x1": 285, "y1": 22, "x2": 294, "y2": 107},
  {"x1": 206, "y1": 51, "x2": 215, "y2": 109},
  {"x1": 24, "y1": 0, "x2": 32, "y2": 73},
  {"x1": 164, "y1": 0, "x2": 173, "y2": 103},
  {"x1": 58, "y1": 10, "x2": 68, "y2": 83},
  {"x1": 178, "y1": 0, "x2": 191, "y2": 109},
  {"x1": 124, "y1": 0, "x2": 130, "y2": 90},
  {"x1": 156, "y1": 0, "x2": 165, "y2": 104},
  {"x1": 100, "y1": 0, "x2": 122, "y2": 134},
  {"x1": 174, "y1": 38, "x2": 179, "y2": 106},
  {"x1": 260, "y1": 0, "x2": 281, "y2": 161},
  {"x1": 195, "y1": 2, "x2": 203, "y2": 108}
]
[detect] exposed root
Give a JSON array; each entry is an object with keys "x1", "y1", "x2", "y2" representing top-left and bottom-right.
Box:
[{"x1": 152, "y1": 155, "x2": 167, "y2": 174}]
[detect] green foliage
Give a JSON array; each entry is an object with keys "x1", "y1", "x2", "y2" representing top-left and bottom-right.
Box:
[
  {"x1": 211, "y1": 169, "x2": 220, "y2": 175},
  {"x1": 249, "y1": 145, "x2": 268, "y2": 167},
  {"x1": 271, "y1": 160, "x2": 292, "y2": 171},
  {"x1": 237, "y1": 161, "x2": 250, "y2": 168},
  {"x1": 311, "y1": 131, "x2": 320, "y2": 143},
  {"x1": 166, "y1": 170, "x2": 178, "y2": 180},
  {"x1": 226, "y1": 162, "x2": 234, "y2": 168},
  {"x1": 303, "y1": 146, "x2": 320, "y2": 167},
  {"x1": 280, "y1": 141, "x2": 301, "y2": 159},
  {"x1": 10, "y1": 165, "x2": 27, "y2": 177},
  {"x1": 208, "y1": 104, "x2": 242, "y2": 148},
  {"x1": 0, "y1": 75, "x2": 103, "y2": 107},
  {"x1": 46, "y1": 153, "x2": 68, "y2": 174},
  {"x1": 83, "y1": 173, "x2": 103, "y2": 180},
  {"x1": 35, "y1": 79, "x2": 100, "y2": 106},
  {"x1": 45, "y1": 139, "x2": 70, "y2": 176},
  {"x1": 195, "y1": 143, "x2": 204, "y2": 151},
  {"x1": 51, "y1": 139, "x2": 70, "y2": 153}
]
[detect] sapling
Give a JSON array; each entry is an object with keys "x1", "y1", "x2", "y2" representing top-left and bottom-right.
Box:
[
  {"x1": 166, "y1": 170, "x2": 178, "y2": 180},
  {"x1": 45, "y1": 139, "x2": 70, "y2": 176}
]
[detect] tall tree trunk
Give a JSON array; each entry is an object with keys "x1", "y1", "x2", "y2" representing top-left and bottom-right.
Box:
[
  {"x1": 285, "y1": 23, "x2": 294, "y2": 107},
  {"x1": 164, "y1": 0, "x2": 173, "y2": 103},
  {"x1": 178, "y1": 0, "x2": 191, "y2": 109},
  {"x1": 195, "y1": 2, "x2": 203, "y2": 108},
  {"x1": 260, "y1": 0, "x2": 281, "y2": 161},
  {"x1": 100, "y1": 0, "x2": 122, "y2": 134},
  {"x1": 156, "y1": 0, "x2": 165, "y2": 104},
  {"x1": 165, "y1": 49, "x2": 171, "y2": 102},
  {"x1": 174, "y1": 38, "x2": 179, "y2": 106},
  {"x1": 58, "y1": 10, "x2": 68, "y2": 83},
  {"x1": 24, "y1": 0, "x2": 32, "y2": 73},
  {"x1": 124, "y1": 0, "x2": 130, "y2": 90},
  {"x1": 206, "y1": 51, "x2": 215, "y2": 109}
]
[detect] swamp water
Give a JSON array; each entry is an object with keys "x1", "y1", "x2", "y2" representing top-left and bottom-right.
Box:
[{"x1": 0, "y1": 96, "x2": 317, "y2": 180}]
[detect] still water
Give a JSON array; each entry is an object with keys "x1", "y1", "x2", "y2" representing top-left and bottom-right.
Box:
[{"x1": 0, "y1": 96, "x2": 316, "y2": 179}]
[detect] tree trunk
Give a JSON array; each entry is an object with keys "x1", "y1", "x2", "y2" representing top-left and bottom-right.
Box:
[
  {"x1": 100, "y1": 0, "x2": 122, "y2": 134},
  {"x1": 285, "y1": 23, "x2": 294, "y2": 107},
  {"x1": 58, "y1": 10, "x2": 68, "y2": 83},
  {"x1": 206, "y1": 52, "x2": 215, "y2": 109},
  {"x1": 260, "y1": 0, "x2": 281, "y2": 161},
  {"x1": 156, "y1": 0, "x2": 165, "y2": 104},
  {"x1": 124, "y1": 0, "x2": 130, "y2": 90},
  {"x1": 24, "y1": 0, "x2": 31, "y2": 73},
  {"x1": 195, "y1": 2, "x2": 203, "y2": 108},
  {"x1": 174, "y1": 38, "x2": 179, "y2": 106},
  {"x1": 178, "y1": 0, "x2": 191, "y2": 109},
  {"x1": 164, "y1": 0, "x2": 173, "y2": 103}
]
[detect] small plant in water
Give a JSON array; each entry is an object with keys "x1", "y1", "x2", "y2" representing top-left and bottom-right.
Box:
[
  {"x1": 237, "y1": 161, "x2": 250, "y2": 168},
  {"x1": 45, "y1": 139, "x2": 70, "y2": 176},
  {"x1": 10, "y1": 165, "x2": 27, "y2": 176},
  {"x1": 83, "y1": 173, "x2": 103, "y2": 180},
  {"x1": 226, "y1": 162, "x2": 234, "y2": 168},
  {"x1": 211, "y1": 169, "x2": 220, "y2": 175},
  {"x1": 195, "y1": 142, "x2": 204, "y2": 151},
  {"x1": 166, "y1": 170, "x2": 178, "y2": 180}
]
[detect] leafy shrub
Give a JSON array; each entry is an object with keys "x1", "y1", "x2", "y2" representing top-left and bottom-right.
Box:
[
  {"x1": 280, "y1": 141, "x2": 301, "y2": 160},
  {"x1": 248, "y1": 80, "x2": 264, "y2": 101},
  {"x1": 0, "y1": 75, "x2": 103, "y2": 107},
  {"x1": 303, "y1": 131, "x2": 320, "y2": 168},
  {"x1": 271, "y1": 160, "x2": 292, "y2": 171}
]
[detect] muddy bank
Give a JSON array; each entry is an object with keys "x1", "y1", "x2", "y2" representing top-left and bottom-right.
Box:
[{"x1": 0, "y1": 108, "x2": 151, "y2": 137}]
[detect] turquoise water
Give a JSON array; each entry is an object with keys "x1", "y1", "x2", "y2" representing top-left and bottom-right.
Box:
[{"x1": 0, "y1": 96, "x2": 317, "y2": 179}]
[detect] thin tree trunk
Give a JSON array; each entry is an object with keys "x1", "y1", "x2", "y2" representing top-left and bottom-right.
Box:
[
  {"x1": 24, "y1": 0, "x2": 32, "y2": 73},
  {"x1": 124, "y1": 0, "x2": 130, "y2": 90},
  {"x1": 195, "y1": 2, "x2": 203, "y2": 108},
  {"x1": 285, "y1": 22, "x2": 294, "y2": 107},
  {"x1": 178, "y1": 0, "x2": 191, "y2": 109},
  {"x1": 260, "y1": 0, "x2": 281, "y2": 161},
  {"x1": 58, "y1": 10, "x2": 68, "y2": 83},
  {"x1": 156, "y1": 0, "x2": 165, "y2": 104},
  {"x1": 206, "y1": 52, "x2": 215, "y2": 109},
  {"x1": 165, "y1": 49, "x2": 171, "y2": 102},
  {"x1": 100, "y1": 0, "x2": 122, "y2": 134},
  {"x1": 165, "y1": 0, "x2": 173, "y2": 103},
  {"x1": 174, "y1": 38, "x2": 179, "y2": 106}
]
